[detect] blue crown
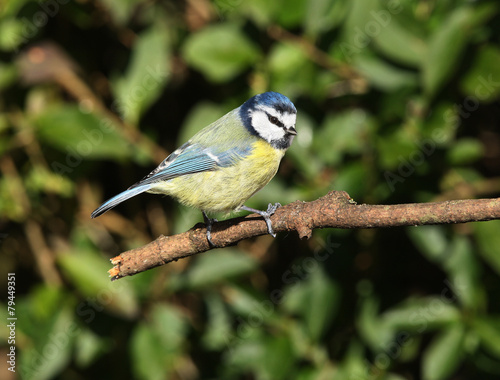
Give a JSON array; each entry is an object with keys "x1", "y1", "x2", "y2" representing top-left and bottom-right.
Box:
[
  {"x1": 239, "y1": 92, "x2": 296, "y2": 133},
  {"x1": 254, "y1": 92, "x2": 296, "y2": 114},
  {"x1": 245, "y1": 92, "x2": 296, "y2": 113}
]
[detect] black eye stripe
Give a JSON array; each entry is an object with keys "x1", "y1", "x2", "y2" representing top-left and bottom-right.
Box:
[{"x1": 267, "y1": 113, "x2": 285, "y2": 129}]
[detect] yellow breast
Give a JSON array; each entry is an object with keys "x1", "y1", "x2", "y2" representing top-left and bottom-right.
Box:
[
  {"x1": 149, "y1": 140, "x2": 285, "y2": 213},
  {"x1": 248, "y1": 140, "x2": 285, "y2": 175}
]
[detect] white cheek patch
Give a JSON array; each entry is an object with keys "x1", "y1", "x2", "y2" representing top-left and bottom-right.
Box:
[
  {"x1": 282, "y1": 112, "x2": 296, "y2": 129},
  {"x1": 250, "y1": 110, "x2": 286, "y2": 142}
]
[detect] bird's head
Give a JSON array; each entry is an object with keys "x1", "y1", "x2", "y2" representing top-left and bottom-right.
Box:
[{"x1": 240, "y1": 92, "x2": 297, "y2": 150}]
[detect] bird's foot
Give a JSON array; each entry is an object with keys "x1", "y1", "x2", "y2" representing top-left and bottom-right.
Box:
[
  {"x1": 202, "y1": 212, "x2": 218, "y2": 247},
  {"x1": 241, "y1": 203, "x2": 281, "y2": 237}
]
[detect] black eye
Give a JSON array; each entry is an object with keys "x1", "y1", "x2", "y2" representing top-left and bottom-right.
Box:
[{"x1": 269, "y1": 116, "x2": 279, "y2": 125}]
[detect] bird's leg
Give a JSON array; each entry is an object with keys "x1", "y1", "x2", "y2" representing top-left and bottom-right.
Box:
[
  {"x1": 241, "y1": 203, "x2": 281, "y2": 237},
  {"x1": 202, "y1": 211, "x2": 218, "y2": 247}
]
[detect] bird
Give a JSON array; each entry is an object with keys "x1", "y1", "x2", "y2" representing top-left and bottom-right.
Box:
[{"x1": 91, "y1": 91, "x2": 297, "y2": 246}]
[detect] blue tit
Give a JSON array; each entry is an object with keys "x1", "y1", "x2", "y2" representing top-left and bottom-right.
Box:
[{"x1": 91, "y1": 91, "x2": 297, "y2": 245}]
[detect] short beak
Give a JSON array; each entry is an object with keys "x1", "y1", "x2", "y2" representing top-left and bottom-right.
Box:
[{"x1": 287, "y1": 126, "x2": 297, "y2": 135}]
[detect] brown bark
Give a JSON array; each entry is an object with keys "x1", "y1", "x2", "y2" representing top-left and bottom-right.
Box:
[{"x1": 108, "y1": 191, "x2": 500, "y2": 280}]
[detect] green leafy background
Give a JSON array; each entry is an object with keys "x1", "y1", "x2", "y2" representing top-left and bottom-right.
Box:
[{"x1": 1, "y1": 1, "x2": 500, "y2": 379}]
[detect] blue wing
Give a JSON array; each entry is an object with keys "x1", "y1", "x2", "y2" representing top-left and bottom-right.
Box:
[
  {"x1": 133, "y1": 141, "x2": 250, "y2": 187},
  {"x1": 91, "y1": 140, "x2": 252, "y2": 218}
]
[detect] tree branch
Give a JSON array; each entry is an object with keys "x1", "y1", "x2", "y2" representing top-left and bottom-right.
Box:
[{"x1": 108, "y1": 191, "x2": 500, "y2": 280}]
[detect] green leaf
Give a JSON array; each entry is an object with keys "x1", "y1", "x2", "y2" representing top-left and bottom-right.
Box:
[
  {"x1": 150, "y1": 304, "x2": 188, "y2": 350},
  {"x1": 357, "y1": 296, "x2": 395, "y2": 351},
  {"x1": 333, "y1": 162, "x2": 370, "y2": 199},
  {"x1": 376, "y1": 127, "x2": 423, "y2": 170},
  {"x1": 99, "y1": 0, "x2": 143, "y2": 25},
  {"x1": 461, "y1": 45, "x2": 500, "y2": 102},
  {"x1": 112, "y1": 25, "x2": 170, "y2": 124},
  {"x1": 182, "y1": 23, "x2": 259, "y2": 82},
  {"x1": 3, "y1": 0, "x2": 32, "y2": 16},
  {"x1": 305, "y1": 268, "x2": 339, "y2": 341},
  {"x1": 355, "y1": 55, "x2": 418, "y2": 91},
  {"x1": 276, "y1": 0, "x2": 308, "y2": 28},
  {"x1": 342, "y1": 0, "x2": 379, "y2": 43},
  {"x1": 286, "y1": 112, "x2": 323, "y2": 181},
  {"x1": 261, "y1": 335, "x2": 296, "y2": 380},
  {"x1": 304, "y1": 0, "x2": 348, "y2": 36},
  {"x1": 282, "y1": 267, "x2": 339, "y2": 342},
  {"x1": 18, "y1": 288, "x2": 76, "y2": 380},
  {"x1": 268, "y1": 41, "x2": 317, "y2": 97},
  {"x1": 237, "y1": 0, "x2": 278, "y2": 27},
  {"x1": 33, "y1": 105, "x2": 132, "y2": 160},
  {"x1": 226, "y1": 284, "x2": 277, "y2": 324},
  {"x1": 224, "y1": 336, "x2": 268, "y2": 376},
  {"x1": 74, "y1": 328, "x2": 111, "y2": 367},
  {"x1": 443, "y1": 236, "x2": 483, "y2": 310},
  {"x1": 131, "y1": 304, "x2": 187, "y2": 380},
  {"x1": 422, "y1": 325, "x2": 465, "y2": 380},
  {"x1": 385, "y1": 375, "x2": 409, "y2": 380},
  {"x1": 25, "y1": 166, "x2": 74, "y2": 196},
  {"x1": 181, "y1": 249, "x2": 259, "y2": 288},
  {"x1": 473, "y1": 316, "x2": 500, "y2": 359},
  {"x1": 446, "y1": 138, "x2": 484, "y2": 165},
  {"x1": 474, "y1": 220, "x2": 500, "y2": 276},
  {"x1": 243, "y1": 0, "x2": 309, "y2": 29},
  {"x1": 201, "y1": 292, "x2": 233, "y2": 350},
  {"x1": 333, "y1": 341, "x2": 368, "y2": 380},
  {"x1": 0, "y1": 62, "x2": 17, "y2": 89},
  {"x1": 313, "y1": 109, "x2": 371, "y2": 166},
  {"x1": 225, "y1": 332, "x2": 296, "y2": 380},
  {"x1": 372, "y1": 18, "x2": 426, "y2": 67},
  {"x1": 407, "y1": 225, "x2": 448, "y2": 263},
  {"x1": 0, "y1": 177, "x2": 27, "y2": 221},
  {"x1": 268, "y1": 41, "x2": 309, "y2": 79},
  {"x1": 421, "y1": 102, "x2": 460, "y2": 145},
  {"x1": 423, "y1": 7, "x2": 471, "y2": 97},
  {"x1": 130, "y1": 324, "x2": 167, "y2": 380},
  {"x1": 58, "y1": 249, "x2": 139, "y2": 318},
  {"x1": 0, "y1": 18, "x2": 29, "y2": 51},
  {"x1": 177, "y1": 101, "x2": 227, "y2": 146},
  {"x1": 382, "y1": 297, "x2": 461, "y2": 333}
]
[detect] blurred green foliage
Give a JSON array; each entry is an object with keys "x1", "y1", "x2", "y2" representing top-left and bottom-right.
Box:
[{"x1": 1, "y1": 0, "x2": 500, "y2": 379}]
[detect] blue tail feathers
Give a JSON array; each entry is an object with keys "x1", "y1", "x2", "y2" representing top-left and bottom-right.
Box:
[{"x1": 91, "y1": 184, "x2": 152, "y2": 218}]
